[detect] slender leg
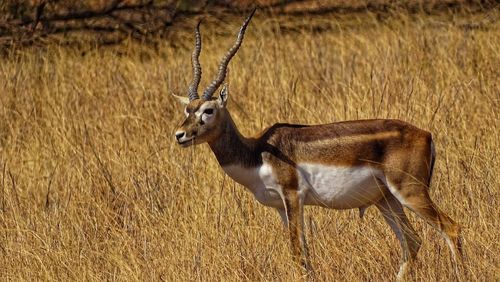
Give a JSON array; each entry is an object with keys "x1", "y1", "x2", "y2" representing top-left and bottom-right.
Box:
[
  {"x1": 284, "y1": 191, "x2": 313, "y2": 274},
  {"x1": 298, "y1": 191, "x2": 313, "y2": 275},
  {"x1": 385, "y1": 177, "x2": 463, "y2": 277},
  {"x1": 384, "y1": 143, "x2": 463, "y2": 279},
  {"x1": 405, "y1": 193, "x2": 462, "y2": 267},
  {"x1": 376, "y1": 193, "x2": 422, "y2": 280}
]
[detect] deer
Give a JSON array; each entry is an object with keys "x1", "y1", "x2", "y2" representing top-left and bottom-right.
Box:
[{"x1": 171, "y1": 9, "x2": 463, "y2": 280}]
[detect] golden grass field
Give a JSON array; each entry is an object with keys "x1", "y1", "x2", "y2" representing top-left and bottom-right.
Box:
[{"x1": 0, "y1": 8, "x2": 499, "y2": 281}]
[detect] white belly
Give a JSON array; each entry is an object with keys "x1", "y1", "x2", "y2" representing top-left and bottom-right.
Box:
[
  {"x1": 222, "y1": 163, "x2": 386, "y2": 209},
  {"x1": 298, "y1": 163, "x2": 386, "y2": 208}
]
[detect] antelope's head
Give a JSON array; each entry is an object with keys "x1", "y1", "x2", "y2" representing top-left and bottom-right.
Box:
[{"x1": 173, "y1": 9, "x2": 255, "y2": 147}]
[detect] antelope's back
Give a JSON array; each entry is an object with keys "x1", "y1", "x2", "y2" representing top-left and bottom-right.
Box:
[{"x1": 258, "y1": 119, "x2": 433, "y2": 169}]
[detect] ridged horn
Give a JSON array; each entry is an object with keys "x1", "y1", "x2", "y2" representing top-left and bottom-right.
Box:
[
  {"x1": 187, "y1": 20, "x2": 202, "y2": 101},
  {"x1": 201, "y1": 8, "x2": 256, "y2": 100}
]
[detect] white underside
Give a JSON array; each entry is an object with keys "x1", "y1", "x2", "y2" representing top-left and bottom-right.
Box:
[{"x1": 222, "y1": 162, "x2": 387, "y2": 209}]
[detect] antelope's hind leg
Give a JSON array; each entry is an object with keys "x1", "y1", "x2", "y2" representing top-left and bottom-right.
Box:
[
  {"x1": 384, "y1": 139, "x2": 463, "y2": 269},
  {"x1": 376, "y1": 193, "x2": 422, "y2": 280},
  {"x1": 385, "y1": 181, "x2": 462, "y2": 263},
  {"x1": 384, "y1": 166, "x2": 463, "y2": 277}
]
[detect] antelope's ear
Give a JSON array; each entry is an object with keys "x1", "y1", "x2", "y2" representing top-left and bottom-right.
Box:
[
  {"x1": 171, "y1": 93, "x2": 190, "y2": 105},
  {"x1": 218, "y1": 84, "x2": 229, "y2": 107}
]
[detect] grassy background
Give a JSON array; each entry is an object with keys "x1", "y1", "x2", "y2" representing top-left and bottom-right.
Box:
[{"x1": 0, "y1": 9, "x2": 499, "y2": 281}]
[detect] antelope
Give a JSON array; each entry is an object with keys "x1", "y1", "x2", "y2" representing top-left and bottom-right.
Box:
[{"x1": 172, "y1": 9, "x2": 462, "y2": 279}]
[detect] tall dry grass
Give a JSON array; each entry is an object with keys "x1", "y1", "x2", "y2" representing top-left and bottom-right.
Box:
[{"x1": 0, "y1": 10, "x2": 499, "y2": 281}]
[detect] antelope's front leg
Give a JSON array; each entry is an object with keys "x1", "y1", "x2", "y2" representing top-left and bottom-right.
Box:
[{"x1": 284, "y1": 190, "x2": 313, "y2": 274}]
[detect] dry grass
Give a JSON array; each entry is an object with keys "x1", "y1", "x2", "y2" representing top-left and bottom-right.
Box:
[{"x1": 0, "y1": 9, "x2": 499, "y2": 281}]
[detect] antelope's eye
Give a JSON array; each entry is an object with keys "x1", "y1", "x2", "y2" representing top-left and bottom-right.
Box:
[{"x1": 203, "y1": 108, "x2": 214, "y2": 115}]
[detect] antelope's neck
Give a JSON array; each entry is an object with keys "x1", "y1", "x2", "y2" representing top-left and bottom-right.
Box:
[{"x1": 208, "y1": 113, "x2": 261, "y2": 168}]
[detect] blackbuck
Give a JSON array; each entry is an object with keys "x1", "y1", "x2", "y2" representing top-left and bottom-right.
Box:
[{"x1": 172, "y1": 10, "x2": 462, "y2": 279}]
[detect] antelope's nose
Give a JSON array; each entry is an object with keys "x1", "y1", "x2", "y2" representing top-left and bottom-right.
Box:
[{"x1": 175, "y1": 131, "x2": 185, "y2": 141}]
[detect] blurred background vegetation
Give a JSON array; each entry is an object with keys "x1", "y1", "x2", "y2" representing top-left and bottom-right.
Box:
[{"x1": 0, "y1": 0, "x2": 496, "y2": 49}]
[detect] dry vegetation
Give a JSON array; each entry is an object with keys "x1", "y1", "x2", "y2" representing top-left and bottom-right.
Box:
[{"x1": 0, "y1": 8, "x2": 499, "y2": 281}]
